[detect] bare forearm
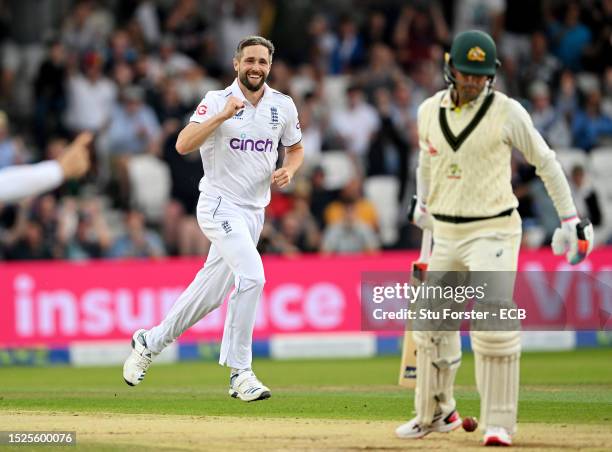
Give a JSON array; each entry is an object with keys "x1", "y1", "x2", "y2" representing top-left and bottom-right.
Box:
[
  {"x1": 4, "y1": 202, "x2": 29, "y2": 245},
  {"x1": 282, "y1": 145, "x2": 304, "y2": 177},
  {"x1": 176, "y1": 115, "x2": 225, "y2": 154}
]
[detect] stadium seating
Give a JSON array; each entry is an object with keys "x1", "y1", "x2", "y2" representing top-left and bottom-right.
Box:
[
  {"x1": 589, "y1": 147, "x2": 612, "y2": 241},
  {"x1": 364, "y1": 176, "x2": 399, "y2": 246},
  {"x1": 555, "y1": 148, "x2": 589, "y2": 176},
  {"x1": 127, "y1": 154, "x2": 171, "y2": 223},
  {"x1": 319, "y1": 151, "x2": 356, "y2": 190},
  {"x1": 589, "y1": 147, "x2": 612, "y2": 180},
  {"x1": 322, "y1": 75, "x2": 350, "y2": 110}
]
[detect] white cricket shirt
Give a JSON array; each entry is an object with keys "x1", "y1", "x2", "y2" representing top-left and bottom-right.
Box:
[
  {"x1": 0, "y1": 161, "x2": 63, "y2": 203},
  {"x1": 190, "y1": 79, "x2": 302, "y2": 208}
]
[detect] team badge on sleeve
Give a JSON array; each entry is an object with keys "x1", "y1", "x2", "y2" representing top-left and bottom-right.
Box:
[{"x1": 196, "y1": 104, "x2": 208, "y2": 116}]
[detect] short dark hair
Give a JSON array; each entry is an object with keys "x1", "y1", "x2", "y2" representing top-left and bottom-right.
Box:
[{"x1": 235, "y1": 36, "x2": 275, "y2": 61}]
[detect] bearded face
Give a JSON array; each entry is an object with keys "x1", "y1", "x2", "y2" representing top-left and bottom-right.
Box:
[
  {"x1": 234, "y1": 45, "x2": 271, "y2": 92},
  {"x1": 239, "y1": 66, "x2": 267, "y2": 91}
]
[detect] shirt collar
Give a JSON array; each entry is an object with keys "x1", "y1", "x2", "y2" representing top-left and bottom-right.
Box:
[
  {"x1": 440, "y1": 86, "x2": 488, "y2": 110},
  {"x1": 230, "y1": 78, "x2": 272, "y2": 106}
]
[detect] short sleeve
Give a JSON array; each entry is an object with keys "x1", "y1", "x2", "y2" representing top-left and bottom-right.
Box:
[
  {"x1": 280, "y1": 100, "x2": 302, "y2": 147},
  {"x1": 189, "y1": 92, "x2": 220, "y2": 124}
]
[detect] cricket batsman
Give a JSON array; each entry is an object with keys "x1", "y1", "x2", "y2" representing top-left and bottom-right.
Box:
[{"x1": 395, "y1": 30, "x2": 593, "y2": 446}]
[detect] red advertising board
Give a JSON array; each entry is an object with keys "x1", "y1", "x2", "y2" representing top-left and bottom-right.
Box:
[{"x1": 0, "y1": 249, "x2": 610, "y2": 346}]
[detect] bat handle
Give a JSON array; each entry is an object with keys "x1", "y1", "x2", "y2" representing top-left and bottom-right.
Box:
[{"x1": 418, "y1": 229, "x2": 433, "y2": 264}]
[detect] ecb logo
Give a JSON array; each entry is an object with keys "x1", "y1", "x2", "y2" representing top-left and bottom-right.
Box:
[{"x1": 270, "y1": 106, "x2": 279, "y2": 129}]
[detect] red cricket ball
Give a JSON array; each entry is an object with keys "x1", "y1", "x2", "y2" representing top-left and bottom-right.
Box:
[{"x1": 462, "y1": 416, "x2": 478, "y2": 432}]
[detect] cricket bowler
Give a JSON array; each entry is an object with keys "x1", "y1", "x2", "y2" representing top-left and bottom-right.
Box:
[
  {"x1": 395, "y1": 30, "x2": 593, "y2": 446},
  {"x1": 123, "y1": 36, "x2": 304, "y2": 401}
]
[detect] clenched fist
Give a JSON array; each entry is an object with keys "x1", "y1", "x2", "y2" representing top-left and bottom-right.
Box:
[
  {"x1": 220, "y1": 96, "x2": 245, "y2": 120},
  {"x1": 272, "y1": 168, "x2": 293, "y2": 188}
]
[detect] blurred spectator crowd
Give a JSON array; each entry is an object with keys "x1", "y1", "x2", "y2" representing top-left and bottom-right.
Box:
[{"x1": 1, "y1": 0, "x2": 612, "y2": 261}]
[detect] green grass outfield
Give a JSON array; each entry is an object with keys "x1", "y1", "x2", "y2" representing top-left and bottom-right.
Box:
[{"x1": 1, "y1": 349, "x2": 611, "y2": 424}]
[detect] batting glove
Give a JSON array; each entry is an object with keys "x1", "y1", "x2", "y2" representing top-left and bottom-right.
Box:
[
  {"x1": 551, "y1": 216, "x2": 593, "y2": 265},
  {"x1": 408, "y1": 195, "x2": 433, "y2": 231}
]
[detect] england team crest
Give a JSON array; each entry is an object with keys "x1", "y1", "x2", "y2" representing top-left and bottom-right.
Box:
[{"x1": 270, "y1": 107, "x2": 279, "y2": 129}]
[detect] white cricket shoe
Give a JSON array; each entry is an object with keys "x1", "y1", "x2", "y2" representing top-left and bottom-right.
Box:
[
  {"x1": 396, "y1": 410, "x2": 462, "y2": 439},
  {"x1": 228, "y1": 370, "x2": 271, "y2": 402},
  {"x1": 123, "y1": 329, "x2": 155, "y2": 386},
  {"x1": 483, "y1": 426, "x2": 512, "y2": 446}
]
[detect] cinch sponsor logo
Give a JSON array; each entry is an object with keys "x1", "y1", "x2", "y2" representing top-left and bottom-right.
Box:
[{"x1": 229, "y1": 134, "x2": 274, "y2": 152}]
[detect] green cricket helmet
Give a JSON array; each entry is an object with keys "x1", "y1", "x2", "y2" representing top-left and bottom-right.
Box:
[{"x1": 444, "y1": 30, "x2": 501, "y2": 84}]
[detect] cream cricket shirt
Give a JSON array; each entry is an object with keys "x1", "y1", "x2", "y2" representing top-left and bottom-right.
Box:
[
  {"x1": 190, "y1": 79, "x2": 302, "y2": 208},
  {"x1": 417, "y1": 88, "x2": 576, "y2": 219}
]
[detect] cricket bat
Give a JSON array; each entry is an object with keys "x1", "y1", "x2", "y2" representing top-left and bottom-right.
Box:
[{"x1": 398, "y1": 228, "x2": 432, "y2": 388}]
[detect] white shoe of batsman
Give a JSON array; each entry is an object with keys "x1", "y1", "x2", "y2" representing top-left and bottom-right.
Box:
[
  {"x1": 396, "y1": 410, "x2": 462, "y2": 439},
  {"x1": 123, "y1": 329, "x2": 155, "y2": 386},
  {"x1": 228, "y1": 370, "x2": 271, "y2": 402}
]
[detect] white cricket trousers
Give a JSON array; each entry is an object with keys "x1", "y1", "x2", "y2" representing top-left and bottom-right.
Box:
[{"x1": 146, "y1": 192, "x2": 265, "y2": 369}]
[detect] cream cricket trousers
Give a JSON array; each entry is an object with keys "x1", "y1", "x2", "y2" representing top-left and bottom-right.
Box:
[
  {"x1": 147, "y1": 192, "x2": 265, "y2": 370},
  {"x1": 414, "y1": 209, "x2": 523, "y2": 432}
]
